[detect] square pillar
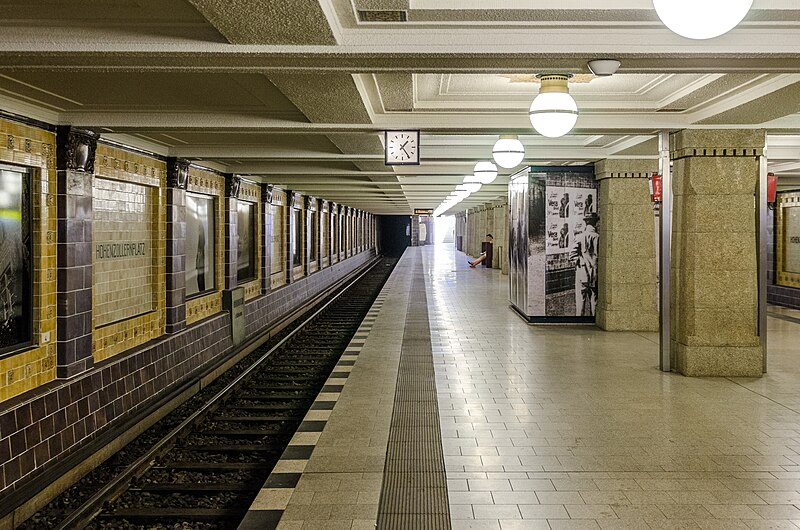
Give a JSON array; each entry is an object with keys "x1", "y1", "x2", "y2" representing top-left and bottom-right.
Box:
[
  {"x1": 670, "y1": 129, "x2": 765, "y2": 377},
  {"x1": 260, "y1": 184, "x2": 273, "y2": 294},
  {"x1": 165, "y1": 157, "x2": 188, "y2": 334},
  {"x1": 595, "y1": 159, "x2": 659, "y2": 332},
  {"x1": 223, "y1": 174, "x2": 240, "y2": 290},
  {"x1": 55, "y1": 127, "x2": 98, "y2": 378}
]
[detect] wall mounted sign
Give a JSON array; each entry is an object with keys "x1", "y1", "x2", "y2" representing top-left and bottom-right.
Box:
[
  {"x1": 93, "y1": 178, "x2": 156, "y2": 326},
  {"x1": 414, "y1": 208, "x2": 434, "y2": 216}
]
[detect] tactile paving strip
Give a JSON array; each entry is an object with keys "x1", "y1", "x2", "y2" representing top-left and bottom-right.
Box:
[{"x1": 377, "y1": 258, "x2": 451, "y2": 530}]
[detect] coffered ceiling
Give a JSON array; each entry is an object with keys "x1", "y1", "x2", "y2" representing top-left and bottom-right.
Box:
[{"x1": 0, "y1": 0, "x2": 799, "y2": 213}]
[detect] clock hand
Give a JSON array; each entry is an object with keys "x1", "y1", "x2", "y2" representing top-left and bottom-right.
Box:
[{"x1": 400, "y1": 146, "x2": 410, "y2": 157}]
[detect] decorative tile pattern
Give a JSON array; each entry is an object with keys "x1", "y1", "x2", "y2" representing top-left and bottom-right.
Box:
[{"x1": 0, "y1": 118, "x2": 57, "y2": 402}]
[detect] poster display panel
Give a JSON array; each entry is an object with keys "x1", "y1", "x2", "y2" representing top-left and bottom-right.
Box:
[
  {"x1": 0, "y1": 165, "x2": 32, "y2": 354},
  {"x1": 186, "y1": 193, "x2": 216, "y2": 297},
  {"x1": 237, "y1": 201, "x2": 255, "y2": 282}
]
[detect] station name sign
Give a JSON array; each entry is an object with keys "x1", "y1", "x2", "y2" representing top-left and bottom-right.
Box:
[
  {"x1": 414, "y1": 208, "x2": 434, "y2": 216},
  {"x1": 96, "y1": 242, "x2": 147, "y2": 260}
]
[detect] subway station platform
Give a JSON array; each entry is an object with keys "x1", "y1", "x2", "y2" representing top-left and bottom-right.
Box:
[{"x1": 241, "y1": 244, "x2": 800, "y2": 529}]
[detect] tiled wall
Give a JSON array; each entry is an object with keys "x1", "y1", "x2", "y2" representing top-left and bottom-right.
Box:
[
  {"x1": 0, "y1": 120, "x2": 57, "y2": 402},
  {"x1": 92, "y1": 145, "x2": 166, "y2": 363},
  {"x1": 0, "y1": 115, "x2": 380, "y2": 518}
]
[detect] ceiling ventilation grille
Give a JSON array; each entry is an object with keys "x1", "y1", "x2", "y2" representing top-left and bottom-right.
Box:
[{"x1": 358, "y1": 10, "x2": 407, "y2": 22}]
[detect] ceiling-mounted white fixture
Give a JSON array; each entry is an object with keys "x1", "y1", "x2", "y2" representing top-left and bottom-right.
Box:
[
  {"x1": 473, "y1": 161, "x2": 498, "y2": 184},
  {"x1": 492, "y1": 135, "x2": 525, "y2": 169},
  {"x1": 587, "y1": 59, "x2": 620, "y2": 77},
  {"x1": 653, "y1": 0, "x2": 752, "y2": 40},
  {"x1": 529, "y1": 74, "x2": 578, "y2": 138},
  {"x1": 461, "y1": 176, "x2": 482, "y2": 194}
]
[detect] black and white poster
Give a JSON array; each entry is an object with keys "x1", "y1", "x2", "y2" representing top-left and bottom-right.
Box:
[
  {"x1": 0, "y1": 165, "x2": 31, "y2": 354},
  {"x1": 542, "y1": 172, "x2": 598, "y2": 317},
  {"x1": 237, "y1": 201, "x2": 255, "y2": 282},
  {"x1": 186, "y1": 193, "x2": 216, "y2": 297}
]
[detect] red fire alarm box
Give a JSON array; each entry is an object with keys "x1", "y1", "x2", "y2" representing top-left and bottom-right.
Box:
[
  {"x1": 650, "y1": 173, "x2": 663, "y2": 203},
  {"x1": 768, "y1": 173, "x2": 777, "y2": 203}
]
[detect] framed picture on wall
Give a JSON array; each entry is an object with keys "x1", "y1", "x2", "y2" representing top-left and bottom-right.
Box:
[
  {"x1": 292, "y1": 208, "x2": 303, "y2": 268},
  {"x1": 237, "y1": 201, "x2": 256, "y2": 282},
  {"x1": 0, "y1": 164, "x2": 32, "y2": 356},
  {"x1": 186, "y1": 193, "x2": 216, "y2": 298}
]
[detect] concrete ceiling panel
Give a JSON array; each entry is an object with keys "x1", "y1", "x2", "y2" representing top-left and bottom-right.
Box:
[
  {"x1": 374, "y1": 73, "x2": 414, "y2": 111},
  {"x1": 268, "y1": 73, "x2": 372, "y2": 124},
  {"x1": 699, "y1": 82, "x2": 800, "y2": 125},
  {"x1": 186, "y1": 0, "x2": 336, "y2": 44}
]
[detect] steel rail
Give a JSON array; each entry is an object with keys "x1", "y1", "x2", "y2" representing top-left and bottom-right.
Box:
[{"x1": 55, "y1": 258, "x2": 384, "y2": 530}]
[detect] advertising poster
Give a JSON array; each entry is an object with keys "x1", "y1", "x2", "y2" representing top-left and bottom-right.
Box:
[
  {"x1": 237, "y1": 201, "x2": 255, "y2": 282},
  {"x1": 186, "y1": 193, "x2": 216, "y2": 297},
  {"x1": 0, "y1": 166, "x2": 31, "y2": 353},
  {"x1": 540, "y1": 171, "x2": 599, "y2": 319}
]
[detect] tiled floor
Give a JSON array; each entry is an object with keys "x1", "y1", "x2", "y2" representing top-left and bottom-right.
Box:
[
  {"x1": 257, "y1": 245, "x2": 800, "y2": 530},
  {"x1": 428, "y1": 243, "x2": 800, "y2": 530}
]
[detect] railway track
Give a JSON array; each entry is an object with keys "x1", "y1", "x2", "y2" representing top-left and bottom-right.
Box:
[{"x1": 21, "y1": 257, "x2": 396, "y2": 530}]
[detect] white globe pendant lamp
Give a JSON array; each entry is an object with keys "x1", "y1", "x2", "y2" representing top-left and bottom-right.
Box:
[
  {"x1": 473, "y1": 161, "x2": 498, "y2": 184},
  {"x1": 529, "y1": 74, "x2": 578, "y2": 138},
  {"x1": 461, "y1": 176, "x2": 482, "y2": 194},
  {"x1": 492, "y1": 135, "x2": 525, "y2": 169},
  {"x1": 653, "y1": 0, "x2": 752, "y2": 40}
]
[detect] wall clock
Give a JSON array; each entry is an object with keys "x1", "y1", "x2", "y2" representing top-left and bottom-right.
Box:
[{"x1": 384, "y1": 130, "x2": 420, "y2": 165}]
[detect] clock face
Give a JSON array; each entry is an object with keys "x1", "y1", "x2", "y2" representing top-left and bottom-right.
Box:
[{"x1": 385, "y1": 130, "x2": 420, "y2": 165}]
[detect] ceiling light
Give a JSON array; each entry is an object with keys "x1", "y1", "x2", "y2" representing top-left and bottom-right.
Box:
[
  {"x1": 653, "y1": 0, "x2": 752, "y2": 40},
  {"x1": 473, "y1": 161, "x2": 498, "y2": 184},
  {"x1": 461, "y1": 178, "x2": 482, "y2": 194},
  {"x1": 454, "y1": 185, "x2": 473, "y2": 196},
  {"x1": 492, "y1": 135, "x2": 525, "y2": 169},
  {"x1": 529, "y1": 74, "x2": 578, "y2": 138}
]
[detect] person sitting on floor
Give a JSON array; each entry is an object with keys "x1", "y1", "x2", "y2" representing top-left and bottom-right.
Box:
[{"x1": 468, "y1": 234, "x2": 493, "y2": 268}]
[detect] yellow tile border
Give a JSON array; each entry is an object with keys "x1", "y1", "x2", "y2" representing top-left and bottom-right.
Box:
[
  {"x1": 186, "y1": 167, "x2": 225, "y2": 325},
  {"x1": 777, "y1": 192, "x2": 800, "y2": 288},
  {"x1": 0, "y1": 118, "x2": 57, "y2": 402},
  {"x1": 92, "y1": 144, "x2": 167, "y2": 363}
]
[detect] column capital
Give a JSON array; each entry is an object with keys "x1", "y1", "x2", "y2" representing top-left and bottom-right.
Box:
[
  {"x1": 56, "y1": 126, "x2": 99, "y2": 173},
  {"x1": 670, "y1": 129, "x2": 766, "y2": 160},
  {"x1": 166, "y1": 157, "x2": 190, "y2": 190},
  {"x1": 261, "y1": 183, "x2": 274, "y2": 203},
  {"x1": 595, "y1": 159, "x2": 658, "y2": 180},
  {"x1": 225, "y1": 173, "x2": 241, "y2": 199}
]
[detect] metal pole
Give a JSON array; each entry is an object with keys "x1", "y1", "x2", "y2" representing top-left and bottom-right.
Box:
[
  {"x1": 659, "y1": 131, "x2": 672, "y2": 372},
  {"x1": 758, "y1": 153, "x2": 768, "y2": 373}
]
